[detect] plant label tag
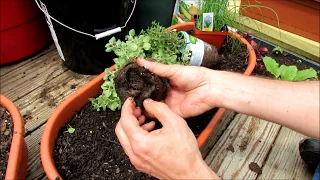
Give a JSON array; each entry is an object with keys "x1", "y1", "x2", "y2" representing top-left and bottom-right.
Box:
[
  {"x1": 179, "y1": 31, "x2": 204, "y2": 66},
  {"x1": 202, "y1": 12, "x2": 214, "y2": 32}
]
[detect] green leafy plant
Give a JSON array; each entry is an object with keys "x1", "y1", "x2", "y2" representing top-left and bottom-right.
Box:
[
  {"x1": 263, "y1": 56, "x2": 318, "y2": 81},
  {"x1": 90, "y1": 22, "x2": 186, "y2": 111},
  {"x1": 272, "y1": 46, "x2": 283, "y2": 55}
]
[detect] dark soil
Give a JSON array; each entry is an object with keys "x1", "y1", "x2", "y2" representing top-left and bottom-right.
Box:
[
  {"x1": 53, "y1": 36, "x2": 251, "y2": 179},
  {"x1": 53, "y1": 103, "x2": 156, "y2": 180},
  {"x1": 114, "y1": 59, "x2": 168, "y2": 110},
  {"x1": 253, "y1": 52, "x2": 320, "y2": 79},
  {"x1": 0, "y1": 105, "x2": 13, "y2": 179},
  {"x1": 215, "y1": 37, "x2": 249, "y2": 73},
  {"x1": 249, "y1": 162, "x2": 262, "y2": 174}
]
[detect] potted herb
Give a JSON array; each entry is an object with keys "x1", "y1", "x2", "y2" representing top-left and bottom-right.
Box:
[
  {"x1": 0, "y1": 94, "x2": 28, "y2": 180},
  {"x1": 40, "y1": 21, "x2": 256, "y2": 179}
]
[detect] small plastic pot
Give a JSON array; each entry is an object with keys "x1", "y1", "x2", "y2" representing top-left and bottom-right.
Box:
[
  {"x1": 0, "y1": 94, "x2": 28, "y2": 180},
  {"x1": 40, "y1": 22, "x2": 256, "y2": 180}
]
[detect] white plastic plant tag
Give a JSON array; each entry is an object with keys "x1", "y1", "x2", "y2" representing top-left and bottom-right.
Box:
[
  {"x1": 202, "y1": 12, "x2": 214, "y2": 31},
  {"x1": 179, "y1": 31, "x2": 204, "y2": 66}
]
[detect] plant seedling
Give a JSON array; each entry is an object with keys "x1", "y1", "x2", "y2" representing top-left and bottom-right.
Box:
[
  {"x1": 272, "y1": 46, "x2": 283, "y2": 55},
  {"x1": 66, "y1": 125, "x2": 75, "y2": 134},
  {"x1": 263, "y1": 56, "x2": 318, "y2": 81}
]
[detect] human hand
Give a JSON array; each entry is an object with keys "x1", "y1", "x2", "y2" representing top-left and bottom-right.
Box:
[
  {"x1": 137, "y1": 58, "x2": 221, "y2": 118},
  {"x1": 115, "y1": 98, "x2": 218, "y2": 179}
]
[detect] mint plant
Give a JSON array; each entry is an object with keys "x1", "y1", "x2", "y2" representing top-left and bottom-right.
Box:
[
  {"x1": 90, "y1": 22, "x2": 186, "y2": 111},
  {"x1": 263, "y1": 56, "x2": 318, "y2": 81}
]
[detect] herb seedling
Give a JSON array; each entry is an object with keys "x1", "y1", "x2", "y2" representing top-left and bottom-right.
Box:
[
  {"x1": 263, "y1": 56, "x2": 318, "y2": 81},
  {"x1": 272, "y1": 46, "x2": 283, "y2": 55},
  {"x1": 66, "y1": 125, "x2": 75, "y2": 134}
]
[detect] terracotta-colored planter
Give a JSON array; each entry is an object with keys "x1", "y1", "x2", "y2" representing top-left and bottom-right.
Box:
[
  {"x1": 240, "y1": 0, "x2": 320, "y2": 42},
  {"x1": 40, "y1": 22, "x2": 256, "y2": 180},
  {"x1": 0, "y1": 94, "x2": 28, "y2": 180},
  {"x1": 186, "y1": 16, "x2": 228, "y2": 51}
]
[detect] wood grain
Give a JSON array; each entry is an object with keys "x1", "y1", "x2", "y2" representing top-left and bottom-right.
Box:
[
  {"x1": 257, "y1": 127, "x2": 313, "y2": 179},
  {"x1": 25, "y1": 125, "x2": 46, "y2": 180},
  {"x1": 0, "y1": 44, "x2": 55, "y2": 77},
  {"x1": 205, "y1": 114, "x2": 281, "y2": 179},
  {"x1": 16, "y1": 70, "x2": 94, "y2": 133},
  {"x1": 0, "y1": 50, "x2": 68, "y2": 102},
  {"x1": 200, "y1": 110, "x2": 236, "y2": 158}
]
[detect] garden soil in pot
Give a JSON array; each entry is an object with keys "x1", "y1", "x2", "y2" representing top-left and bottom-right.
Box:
[
  {"x1": 0, "y1": 105, "x2": 13, "y2": 179},
  {"x1": 52, "y1": 37, "x2": 250, "y2": 179}
]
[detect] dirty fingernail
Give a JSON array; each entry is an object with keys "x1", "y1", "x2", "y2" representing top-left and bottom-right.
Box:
[{"x1": 144, "y1": 99, "x2": 153, "y2": 104}]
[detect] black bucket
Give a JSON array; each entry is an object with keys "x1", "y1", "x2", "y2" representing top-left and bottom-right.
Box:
[
  {"x1": 127, "y1": 0, "x2": 176, "y2": 33},
  {"x1": 36, "y1": 0, "x2": 176, "y2": 74},
  {"x1": 36, "y1": 0, "x2": 132, "y2": 75}
]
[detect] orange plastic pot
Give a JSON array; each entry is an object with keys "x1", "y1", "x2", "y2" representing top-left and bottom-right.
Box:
[
  {"x1": 40, "y1": 22, "x2": 256, "y2": 180},
  {"x1": 0, "y1": 94, "x2": 28, "y2": 180}
]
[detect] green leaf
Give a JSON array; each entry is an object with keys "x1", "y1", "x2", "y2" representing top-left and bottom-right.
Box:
[
  {"x1": 103, "y1": 74, "x2": 109, "y2": 81},
  {"x1": 294, "y1": 68, "x2": 318, "y2": 81},
  {"x1": 109, "y1": 102, "x2": 118, "y2": 111},
  {"x1": 103, "y1": 90, "x2": 112, "y2": 98},
  {"x1": 143, "y1": 43, "x2": 151, "y2": 50},
  {"x1": 129, "y1": 29, "x2": 135, "y2": 37},
  {"x1": 272, "y1": 46, "x2": 283, "y2": 54},
  {"x1": 128, "y1": 43, "x2": 138, "y2": 51},
  {"x1": 279, "y1": 65, "x2": 298, "y2": 81},
  {"x1": 263, "y1": 57, "x2": 281, "y2": 78},
  {"x1": 116, "y1": 40, "x2": 122, "y2": 46},
  {"x1": 105, "y1": 47, "x2": 113, "y2": 52},
  {"x1": 143, "y1": 36, "x2": 150, "y2": 43},
  {"x1": 115, "y1": 50, "x2": 124, "y2": 57},
  {"x1": 109, "y1": 37, "x2": 116, "y2": 44},
  {"x1": 68, "y1": 127, "x2": 75, "y2": 134}
]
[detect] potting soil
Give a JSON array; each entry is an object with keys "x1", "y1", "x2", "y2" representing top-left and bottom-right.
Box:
[
  {"x1": 115, "y1": 59, "x2": 167, "y2": 110},
  {"x1": 0, "y1": 105, "x2": 13, "y2": 179}
]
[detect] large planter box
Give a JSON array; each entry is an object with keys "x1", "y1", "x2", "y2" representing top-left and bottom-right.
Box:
[
  {"x1": 40, "y1": 22, "x2": 256, "y2": 180},
  {"x1": 240, "y1": 0, "x2": 320, "y2": 43}
]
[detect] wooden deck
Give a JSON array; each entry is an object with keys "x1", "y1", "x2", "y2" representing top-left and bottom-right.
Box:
[{"x1": 0, "y1": 44, "x2": 313, "y2": 180}]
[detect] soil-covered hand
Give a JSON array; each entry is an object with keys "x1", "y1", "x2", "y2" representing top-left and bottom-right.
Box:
[
  {"x1": 115, "y1": 98, "x2": 218, "y2": 179},
  {"x1": 137, "y1": 58, "x2": 220, "y2": 118}
]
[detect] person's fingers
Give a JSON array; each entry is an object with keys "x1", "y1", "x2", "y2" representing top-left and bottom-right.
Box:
[
  {"x1": 120, "y1": 100, "x2": 148, "y2": 140},
  {"x1": 143, "y1": 99, "x2": 182, "y2": 127},
  {"x1": 137, "y1": 58, "x2": 182, "y2": 79},
  {"x1": 133, "y1": 107, "x2": 142, "y2": 118},
  {"x1": 121, "y1": 97, "x2": 136, "y2": 117},
  {"x1": 115, "y1": 122, "x2": 135, "y2": 158},
  {"x1": 141, "y1": 121, "x2": 156, "y2": 132},
  {"x1": 138, "y1": 115, "x2": 146, "y2": 125}
]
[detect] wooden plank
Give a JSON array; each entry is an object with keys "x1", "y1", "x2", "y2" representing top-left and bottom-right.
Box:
[
  {"x1": 205, "y1": 114, "x2": 281, "y2": 179},
  {"x1": 257, "y1": 127, "x2": 313, "y2": 179},
  {"x1": 0, "y1": 44, "x2": 55, "y2": 77},
  {"x1": 15, "y1": 70, "x2": 95, "y2": 133},
  {"x1": 200, "y1": 110, "x2": 236, "y2": 158},
  {"x1": 0, "y1": 50, "x2": 68, "y2": 102},
  {"x1": 25, "y1": 125, "x2": 46, "y2": 180}
]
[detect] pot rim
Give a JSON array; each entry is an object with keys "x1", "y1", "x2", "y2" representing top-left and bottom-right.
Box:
[{"x1": 0, "y1": 94, "x2": 27, "y2": 180}]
